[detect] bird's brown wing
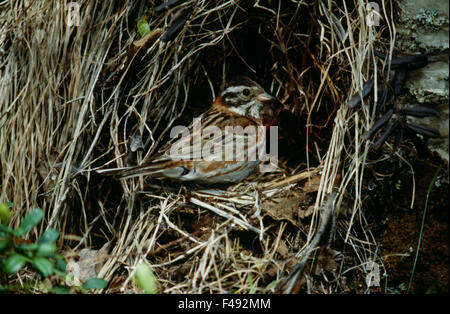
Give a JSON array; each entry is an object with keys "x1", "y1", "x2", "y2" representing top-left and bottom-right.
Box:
[{"x1": 113, "y1": 106, "x2": 263, "y2": 181}]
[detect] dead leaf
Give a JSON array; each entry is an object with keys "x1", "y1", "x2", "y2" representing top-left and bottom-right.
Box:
[
  {"x1": 127, "y1": 28, "x2": 163, "y2": 60},
  {"x1": 300, "y1": 174, "x2": 322, "y2": 193},
  {"x1": 312, "y1": 247, "x2": 339, "y2": 276},
  {"x1": 276, "y1": 239, "x2": 290, "y2": 258},
  {"x1": 65, "y1": 243, "x2": 110, "y2": 286},
  {"x1": 262, "y1": 185, "x2": 316, "y2": 226}
]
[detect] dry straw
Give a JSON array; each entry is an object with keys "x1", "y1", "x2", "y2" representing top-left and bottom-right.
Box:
[{"x1": 0, "y1": 0, "x2": 396, "y2": 293}]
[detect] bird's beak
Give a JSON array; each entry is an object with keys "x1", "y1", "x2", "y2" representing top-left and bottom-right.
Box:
[
  {"x1": 257, "y1": 92, "x2": 279, "y2": 127},
  {"x1": 256, "y1": 92, "x2": 276, "y2": 103}
]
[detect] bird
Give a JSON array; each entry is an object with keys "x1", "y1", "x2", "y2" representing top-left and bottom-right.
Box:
[{"x1": 97, "y1": 76, "x2": 279, "y2": 184}]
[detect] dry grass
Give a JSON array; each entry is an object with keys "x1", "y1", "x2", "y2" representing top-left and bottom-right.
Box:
[{"x1": 0, "y1": 0, "x2": 398, "y2": 293}]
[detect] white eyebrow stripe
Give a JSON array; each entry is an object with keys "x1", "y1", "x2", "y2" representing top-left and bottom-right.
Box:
[{"x1": 222, "y1": 86, "x2": 246, "y2": 95}]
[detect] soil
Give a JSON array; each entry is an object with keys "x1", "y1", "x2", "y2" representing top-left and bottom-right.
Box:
[{"x1": 366, "y1": 150, "x2": 449, "y2": 294}]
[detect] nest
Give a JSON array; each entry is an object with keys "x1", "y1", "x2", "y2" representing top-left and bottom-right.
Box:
[{"x1": 0, "y1": 0, "x2": 400, "y2": 293}]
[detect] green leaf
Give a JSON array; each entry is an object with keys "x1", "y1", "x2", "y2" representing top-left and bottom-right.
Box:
[
  {"x1": 82, "y1": 278, "x2": 108, "y2": 290},
  {"x1": 52, "y1": 285, "x2": 70, "y2": 294},
  {"x1": 32, "y1": 256, "x2": 55, "y2": 277},
  {"x1": 0, "y1": 224, "x2": 17, "y2": 236},
  {"x1": 52, "y1": 253, "x2": 64, "y2": 260},
  {"x1": 36, "y1": 243, "x2": 58, "y2": 257},
  {"x1": 19, "y1": 243, "x2": 38, "y2": 251},
  {"x1": 53, "y1": 269, "x2": 67, "y2": 278},
  {"x1": 248, "y1": 273, "x2": 255, "y2": 294},
  {"x1": 17, "y1": 208, "x2": 44, "y2": 236},
  {"x1": 0, "y1": 202, "x2": 11, "y2": 226},
  {"x1": 38, "y1": 229, "x2": 59, "y2": 244},
  {"x1": 3, "y1": 254, "x2": 29, "y2": 274},
  {"x1": 137, "y1": 18, "x2": 151, "y2": 38},
  {"x1": 0, "y1": 240, "x2": 9, "y2": 251},
  {"x1": 56, "y1": 259, "x2": 67, "y2": 272},
  {"x1": 133, "y1": 262, "x2": 157, "y2": 294}
]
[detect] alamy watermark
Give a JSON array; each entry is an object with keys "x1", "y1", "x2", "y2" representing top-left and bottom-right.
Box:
[
  {"x1": 365, "y1": 260, "x2": 380, "y2": 287},
  {"x1": 366, "y1": 2, "x2": 381, "y2": 27},
  {"x1": 66, "y1": 2, "x2": 80, "y2": 27}
]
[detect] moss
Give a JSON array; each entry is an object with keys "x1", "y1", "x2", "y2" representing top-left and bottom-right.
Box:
[
  {"x1": 408, "y1": 87, "x2": 427, "y2": 103},
  {"x1": 415, "y1": 8, "x2": 448, "y2": 31}
]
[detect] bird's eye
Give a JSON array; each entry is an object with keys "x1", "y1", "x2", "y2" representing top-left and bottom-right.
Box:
[{"x1": 242, "y1": 88, "x2": 250, "y2": 96}]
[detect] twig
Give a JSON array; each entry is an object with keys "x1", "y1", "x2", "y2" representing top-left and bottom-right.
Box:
[
  {"x1": 275, "y1": 193, "x2": 336, "y2": 293},
  {"x1": 190, "y1": 197, "x2": 259, "y2": 233}
]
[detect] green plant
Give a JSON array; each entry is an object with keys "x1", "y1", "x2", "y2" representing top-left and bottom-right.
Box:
[
  {"x1": 133, "y1": 261, "x2": 157, "y2": 294},
  {"x1": 407, "y1": 165, "x2": 442, "y2": 293},
  {"x1": 137, "y1": 18, "x2": 151, "y2": 38},
  {"x1": 63, "y1": 278, "x2": 108, "y2": 294},
  {"x1": 0, "y1": 204, "x2": 109, "y2": 293},
  {"x1": 387, "y1": 282, "x2": 407, "y2": 294},
  {"x1": 0, "y1": 206, "x2": 66, "y2": 278}
]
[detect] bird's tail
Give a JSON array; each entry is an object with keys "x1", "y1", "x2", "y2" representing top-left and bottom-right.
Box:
[{"x1": 96, "y1": 160, "x2": 174, "y2": 180}]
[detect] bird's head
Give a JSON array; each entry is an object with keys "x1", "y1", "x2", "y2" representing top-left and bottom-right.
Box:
[{"x1": 214, "y1": 76, "x2": 280, "y2": 126}]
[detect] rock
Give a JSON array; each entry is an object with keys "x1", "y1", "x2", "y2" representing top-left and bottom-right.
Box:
[{"x1": 396, "y1": 0, "x2": 449, "y2": 162}]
